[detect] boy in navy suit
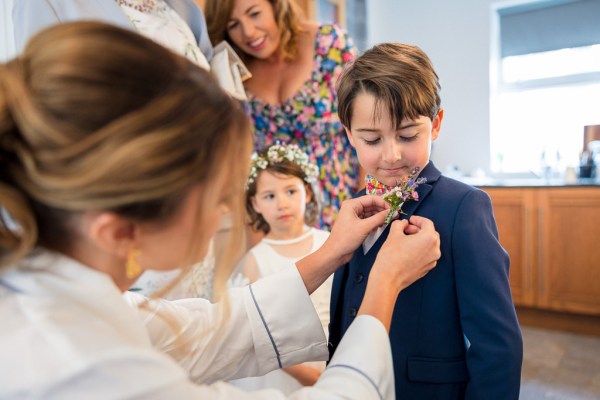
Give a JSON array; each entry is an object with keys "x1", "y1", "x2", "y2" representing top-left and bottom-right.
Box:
[{"x1": 328, "y1": 43, "x2": 523, "y2": 399}]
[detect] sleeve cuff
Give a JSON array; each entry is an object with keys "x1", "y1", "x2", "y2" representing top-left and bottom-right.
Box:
[{"x1": 242, "y1": 266, "x2": 328, "y2": 373}]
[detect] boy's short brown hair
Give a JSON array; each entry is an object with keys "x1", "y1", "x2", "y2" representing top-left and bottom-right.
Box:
[{"x1": 337, "y1": 43, "x2": 441, "y2": 129}]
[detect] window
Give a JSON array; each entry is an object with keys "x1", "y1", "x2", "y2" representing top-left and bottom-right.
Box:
[{"x1": 490, "y1": 0, "x2": 600, "y2": 174}]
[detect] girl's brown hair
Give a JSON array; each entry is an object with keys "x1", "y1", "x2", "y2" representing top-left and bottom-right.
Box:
[
  {"x1": 205, "y1": 0, "x2": 304, "y2": 62},
  {"x1": 0, "y1": 22, "x2": 252, "y2": 299},
  {"x1": 337, "y1": 43, "x2": 441, "y2": 130}
]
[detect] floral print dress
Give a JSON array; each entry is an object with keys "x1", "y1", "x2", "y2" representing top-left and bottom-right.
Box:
[{"x1": 245, "y1": 24, "x2": 358, "y2": 230}]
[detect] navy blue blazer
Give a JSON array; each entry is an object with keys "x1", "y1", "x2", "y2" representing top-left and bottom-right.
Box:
[{"x1": 329, "y1": 162, "x2": 523, "y2": 400}]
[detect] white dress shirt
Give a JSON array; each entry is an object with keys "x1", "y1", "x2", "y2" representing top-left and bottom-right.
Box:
[{"x1": 0, "y1": 250, "x2": 394, "y2": 399}]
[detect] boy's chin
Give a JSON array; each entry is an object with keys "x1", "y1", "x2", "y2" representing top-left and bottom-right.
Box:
[{"x1": 374, "y1": 174, "x2": 407, "y2": 187}]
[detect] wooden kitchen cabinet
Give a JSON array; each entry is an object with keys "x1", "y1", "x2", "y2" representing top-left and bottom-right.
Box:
[
  {"x1": 482, "y1": 186, "x2": 600, "y2": 316},
  {"x1": 484, "y1": 188, "x2": 537, "y2": 306},
  {"x1": 537, "y1": 189, "x2": 600, "y2": 314}
]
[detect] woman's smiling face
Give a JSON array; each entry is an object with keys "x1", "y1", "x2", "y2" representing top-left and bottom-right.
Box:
[{"x1": 227, "y1": 0, "x2": 281, "y2": 60}]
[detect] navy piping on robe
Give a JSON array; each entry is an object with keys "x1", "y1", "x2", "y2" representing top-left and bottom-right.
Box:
[{"x1": 249, "y1": 284, "x2": 283, "y2": 368}]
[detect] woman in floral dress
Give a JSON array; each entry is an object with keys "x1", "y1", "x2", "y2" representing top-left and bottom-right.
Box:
[{"x1": 206, "y1": 0, "x2": 360, "y2": 230}]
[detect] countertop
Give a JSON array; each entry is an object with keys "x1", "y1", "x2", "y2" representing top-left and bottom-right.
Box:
[{"x1": 457, "y1": 177, "x2": 600, "y2": 188}]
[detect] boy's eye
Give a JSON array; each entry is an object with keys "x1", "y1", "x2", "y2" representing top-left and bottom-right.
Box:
[
  {"x1": 399, "y1": 134, "x2": 418, "y2": 142},
  {"x1": 364, "y1": 138, "x2": 380, "y2": 145}
]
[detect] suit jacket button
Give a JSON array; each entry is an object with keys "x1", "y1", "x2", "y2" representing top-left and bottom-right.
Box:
[
  {"x1": 349, "y1": 307, "x2": 357, "y2": 317},
  {"x1": 354, "y1": 273, "x2": 364, "y2": 283}
]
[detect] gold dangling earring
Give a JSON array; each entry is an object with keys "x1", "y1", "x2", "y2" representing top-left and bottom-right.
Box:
[{"x1": 126, "y1": 248, "x2": 142, "y2": 279}]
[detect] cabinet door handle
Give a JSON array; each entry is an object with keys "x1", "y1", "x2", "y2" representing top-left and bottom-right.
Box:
[
  {"x1": 538, "y1": 207, "x2": 544, "y2": 298},
  {"x1": 524, "y1": 207, "x2": 531, "y2": 292}
]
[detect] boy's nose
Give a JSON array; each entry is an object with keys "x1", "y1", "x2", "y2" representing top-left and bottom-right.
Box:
[{"x1": 383, "y1": 141, "x2": 402, "y2": 163}]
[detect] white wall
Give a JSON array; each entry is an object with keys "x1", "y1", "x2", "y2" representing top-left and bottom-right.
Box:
[
  {"x1": 1, "y1": 0, "x2": 15, "y2": 62},
  {"x1": 366, "y1": 0, "x2": 497, "y2": 175}
]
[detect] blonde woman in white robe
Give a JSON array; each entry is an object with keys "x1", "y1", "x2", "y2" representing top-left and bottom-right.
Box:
[{"x1": 0, "y1": 22, "x2": 440, "y2": 399}]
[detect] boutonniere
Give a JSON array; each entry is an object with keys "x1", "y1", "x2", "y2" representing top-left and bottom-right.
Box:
[{"x1": 366, "y1": 167, "x2": 427, "y2": 224}]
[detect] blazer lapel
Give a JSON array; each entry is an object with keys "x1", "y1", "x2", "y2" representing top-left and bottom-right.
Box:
[
  {"x1": 331, "y1": 187, "x2": 367, "y2": 325},
  {"x1": 399, "y1": 161, "x2": 441, "y2": 220},
  {"x1": 329, "y1": 263, "x2": 348, "y2": 329}
]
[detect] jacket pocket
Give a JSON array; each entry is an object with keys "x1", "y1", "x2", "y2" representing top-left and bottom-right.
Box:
[{"x1": 407, "y1": 356, "x2": 469, "y2": 383}]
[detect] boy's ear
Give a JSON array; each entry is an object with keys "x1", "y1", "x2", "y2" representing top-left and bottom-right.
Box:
[
  {"x1": 431, "y1": 108, "x2": 444, "y2": 141},
  {"x1": 344, "y1": 126, "x2": 356, "y2": 147}
]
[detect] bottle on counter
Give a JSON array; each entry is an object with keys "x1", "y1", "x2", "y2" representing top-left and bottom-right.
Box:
[
  {"x1": 564, "y1": 166, "x2": 578, "y2": 184},
  {"x1": 579, "y1": 149, "x2": 594, "y2": 179}
]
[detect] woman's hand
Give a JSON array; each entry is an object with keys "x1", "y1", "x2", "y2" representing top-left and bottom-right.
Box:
[
  {"x1": 323, "y1": 195, "x2": 390, "y2": 265},
  {"x1": 296, "y1": 195, "x2": 389, "y2": 294},
  {"x1": 358, "y1": 216, "x2": 440, "y2": 331},
  {"x1": 376, "y1": 216, "x2": 440, "y2": 292}
]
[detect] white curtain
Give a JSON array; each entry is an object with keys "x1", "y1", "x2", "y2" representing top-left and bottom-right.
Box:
[{"x1": 1, "y1": 0, "x2": 16, "y2": 62}]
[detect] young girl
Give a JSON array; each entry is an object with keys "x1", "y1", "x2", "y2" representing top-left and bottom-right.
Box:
[{"x1": 230, "y1": 142, "x2": 333, "y2": 394}]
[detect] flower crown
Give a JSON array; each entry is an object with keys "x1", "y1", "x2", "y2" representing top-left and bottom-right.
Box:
[{"x1": 247, "y1": 142, "x2": 319, "y2": 188}]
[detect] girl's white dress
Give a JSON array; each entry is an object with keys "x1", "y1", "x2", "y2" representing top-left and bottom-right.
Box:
[
  {"x1": 230, "y1": 228, "x2": 333, "y2": 394},
  {"x1": 130, "y1": 241, "x2": 215, "y2": 300}
]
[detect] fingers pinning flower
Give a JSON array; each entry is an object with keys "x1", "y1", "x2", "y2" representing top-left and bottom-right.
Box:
[{"x1": 374, "y1": 167, "x2": 426, "y2": 224}]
